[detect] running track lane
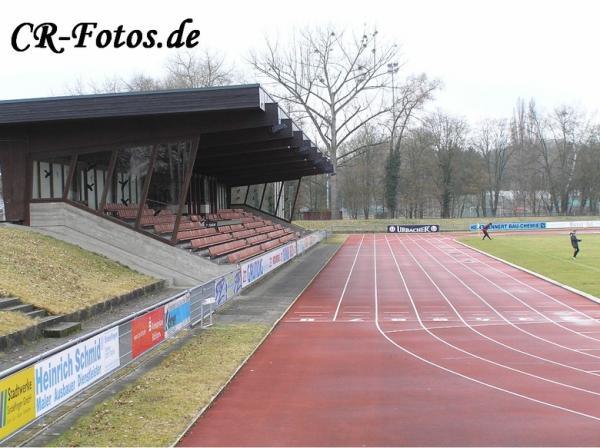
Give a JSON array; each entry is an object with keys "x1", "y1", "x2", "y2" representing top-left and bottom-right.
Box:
[{"x1": 179, "y1": 234, "x2": 600, "y2": 446}]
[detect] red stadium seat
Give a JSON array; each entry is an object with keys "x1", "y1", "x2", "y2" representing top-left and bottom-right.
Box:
[
  {"x1": 208, "y1": 239, "x2": 248, "y2": 258},
  {"x1": 190, "y1": 233, "x2": 233, "y2": 250}
]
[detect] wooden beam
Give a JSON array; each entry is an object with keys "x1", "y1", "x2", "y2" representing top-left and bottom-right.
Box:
[
  {"x1": 171, "y1": 138, "x2": 200, "y2": 244},
  {"x1": 135, "y1": 145, "x2": 157, "y2": 230}
]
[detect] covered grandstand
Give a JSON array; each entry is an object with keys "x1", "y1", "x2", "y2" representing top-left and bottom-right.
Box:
[{"x1": 0, "y1": 85, "x2": 333, "y2": 266}]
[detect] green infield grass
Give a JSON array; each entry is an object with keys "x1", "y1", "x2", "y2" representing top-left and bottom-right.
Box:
[{"x1": 460, "y1": 233, "x2": 600, "y2": 298}]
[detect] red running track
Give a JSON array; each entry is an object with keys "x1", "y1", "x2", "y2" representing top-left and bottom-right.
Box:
[{"x1": 179, "y1": 234, "x2": 600, "y2": 446}]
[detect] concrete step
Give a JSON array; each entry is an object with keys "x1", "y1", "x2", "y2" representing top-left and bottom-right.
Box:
[
  {"x1": 38, "y1": 315, "x2": 63, "y2": 325},
  {"x1": 26, "y1": 309, "x2": 48, "y2": 319},
  {"x1": 42, "y1": 321, "x2": 82, "y2": 338},
  {"x1": 4, "y1": 303, "x2": 35, "y2": 313},
  {"x1": 0, "y1": 297, "x2": 22, "y2": 309}
]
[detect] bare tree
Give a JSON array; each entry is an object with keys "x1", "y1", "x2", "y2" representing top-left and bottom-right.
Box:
[
  {"x1": 66, "y1": 48, "x2": 234, "y2": 95},
  {"x1": 426, "y1": 112, "x2": 468, "y2": 218},
  {"x1": 529, "y1": 102, "x2": 588, "y2": 214},
  {"x1": 338, "y1": 125, "x2": 386, "y2": 218},
  {"x1": 249, "y1": 25, "x2": 398, "y2": 212},
  {"x1": 509, "y1": 98, "x2": 541, "y2": 215},
  {"x1": 384, "y1": 74, "x2": 440, "y2": 217},
  {"x1": 122, "y1": 73, "x2": 163, "y2": 92},
  {"x1": 164, "y1": 50, "x2": 234, "y2": 88},
  {"x1": 399, "y1": 128, "x2": 436, "y2": 218},
  {"x1": 472, "y1": 119, "x2": 513, "y2": 216}
]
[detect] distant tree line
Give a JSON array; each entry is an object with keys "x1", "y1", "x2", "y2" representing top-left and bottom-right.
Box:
[{"x1": 331, "y1": 99, "x2": 600, "y2": 219}]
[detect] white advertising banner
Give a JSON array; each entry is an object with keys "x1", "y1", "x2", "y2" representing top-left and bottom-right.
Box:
[
  {"x1": 34, "y1": 327, "x2": 120, "y2": 416},
  {"x1": 241, "y1": 242, "x2": 297, "y2": 287},
  {"x1": 296, "y1": 231, "x2": 327, "y2": 255},
  {"x1": 545, "y1": 220, "x2": 600, "y2": 229}
]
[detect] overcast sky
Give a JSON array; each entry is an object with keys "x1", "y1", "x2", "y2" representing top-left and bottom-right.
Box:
[{"x1": 1, "y1": 0, "x2": 598, "y2": 123}]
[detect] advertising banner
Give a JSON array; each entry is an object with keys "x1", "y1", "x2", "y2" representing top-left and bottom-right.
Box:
[
  {"x1": 164, "y1": 293, "x2": 191, "y2": 338},
  {"x1": 241, "y1": 242, "x2": 297, "y2": 287},
  {"x1": 545, "y1": 220, "x2": 600, "y2": 229},
  {"x1": 0, "y1": 367, "x2": 35, "y2": 440},
  {"x1": 469, "y1": 222, "x2": 546, "y2": 232},
  {"x1": 296, "y1": 231, "x2": 326, "y2": 254},
  {"x1": 34, "y1": 327, "x2": 120, "y2": 417},
  {"x1": 215, "y1": 269, "x2": 242, "y2": 306},
  {"x1": 387, "y1": 224, "x2": 440, "y2": 233},
  {"x1": 131, "y1": 307, "x2": 165, "y2": 358}
]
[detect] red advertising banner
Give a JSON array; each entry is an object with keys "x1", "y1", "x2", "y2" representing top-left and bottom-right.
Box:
[{"x1": 131, "y1": 307, "x2": 165, "y2": 358}]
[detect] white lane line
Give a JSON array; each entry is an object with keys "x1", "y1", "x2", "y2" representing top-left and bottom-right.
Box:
[
  {"x1": 373, "y1": 234, "x2": 600, "y2": 422},
  {"x1": 450, "y1": 239, "x2": 600, "y2": 325},
  {"x1": 411, "y1": 235, "x2": 600, "y2": 374},
  {"x1": 389, "y1": 235, "x2": 600, "y2": 397},
  {"x1": 384, "y1": 321, "x2": 554, "y2": 335},
  {"x1": 332, "y1": 234, "x2": 365, "y2": 322},
  {"x1": 430, "y1": 238, "x2": 600, "y2": 348}
]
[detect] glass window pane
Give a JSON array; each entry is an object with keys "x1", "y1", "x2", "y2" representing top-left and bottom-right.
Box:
[
  {"x1": 261, "y1": 182, "x2": 281, "y2": 215},
  {"x1": 32, "y1": 160, "x2": 40, "y2": 199},
  {"x1": 32, "y1": 155, "x2": 71, "y2": 199},
  {"x1": 105, "y1": 146, "x2": 153, "y2": 211},
  {"x1": 283, "y1": 179, "x2": 300, "y2": 221},
  {"x1": 141, "y1": 141, "x2": 192, "y2": 238},
  {"x1": 69, "y1": 151, "x2": 112, "y2": 209},
  {"x1": 246, "y1": 184, "x2": 264, "y2": 209},
  {"x1": 146, "y1": 142, "x2": 191, "y2": 212},
  {"x1": 230, "y1": 186, "x2": 247, "y2": 204}
]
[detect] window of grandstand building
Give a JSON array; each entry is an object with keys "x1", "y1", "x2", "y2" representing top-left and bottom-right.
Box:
[
  {"x1": 230, "y1": 186, "x2": 248, "y2": 204},
  {"x1": 282, "y1": 179, "x2": 300, "y2": 221},
  {"x1": 260, "y1": 182, "x2": 282, "y2": 216},
  {"x1": 217, "y1": 182, "x2": 228, "y2": 210},
  {"x1": 31, "y1": 155, "x2": 72, "y2": 200},
  {"x1": 103, "y1": 146, "x2": 153, "y2": 221},
  {"x1": 146, "y1": 142, "x2": 192, "y2": 211},
  {"x1": 246, "y1": 183, "x2": 265, "y2": 209},
  {"x1": 142, "y1": 141, "x2": 193, "y2": 237},
  {"x1": 66, "y1": 151, "x2": 113, "y2": 209}
]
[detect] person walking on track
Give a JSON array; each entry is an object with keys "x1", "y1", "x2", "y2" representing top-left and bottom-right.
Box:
[
  {"x1": 482, "y1": 222, "x2": 493, "y2": 240},
  {"x1": 570, "y1": 230, "x2": 582, "y2": 259}
]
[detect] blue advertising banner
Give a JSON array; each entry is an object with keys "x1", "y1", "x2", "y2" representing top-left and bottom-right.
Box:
[
  {"x1": 469, "y1": 222, "x2": 547, "y2": 232},
  {"x1": 164, "y1": 293, "x2": 191, "y2": 338}
]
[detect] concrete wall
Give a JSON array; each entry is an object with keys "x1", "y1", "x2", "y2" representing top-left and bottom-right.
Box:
[{"x1": 29, "y1": 202, "x2": 232, "y2": 286}]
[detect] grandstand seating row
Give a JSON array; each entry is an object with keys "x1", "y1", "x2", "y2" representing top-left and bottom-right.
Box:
[{"x1": 102, "y1": 203, "x2": 301, "y2": 265}]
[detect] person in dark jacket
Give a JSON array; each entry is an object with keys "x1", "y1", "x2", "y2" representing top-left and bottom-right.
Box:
[
  {"x1": 482, "y1": 222, "x2": 492, "y2": 240},
  {"x1": 570, "y1": 230, "x2": 582, "y2": 259}
]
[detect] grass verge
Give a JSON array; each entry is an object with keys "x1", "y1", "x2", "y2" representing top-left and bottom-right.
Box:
[
  {"x1": 324, "y1": 233, "x2": 348, "y2": 245},
  {"x1": 0, "y1": 311, "x2": 37, "y2": 336},
  {"x1": 50, "y1": 323, "x2": 269, "y2": 447},
  {"x1": 460, "y1": 233, "x2": 600, "y2": 298},
  {"x1": 0, "y1": 227, "x2": 155, "y2": 316},
  {"x1": 294, "y1": 216, "x2": 600, "y2": 232}
]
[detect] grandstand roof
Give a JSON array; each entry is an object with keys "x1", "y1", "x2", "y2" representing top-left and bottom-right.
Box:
[{"x1": 0, "y1": 84, "x2": 333, "y2": 183}]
